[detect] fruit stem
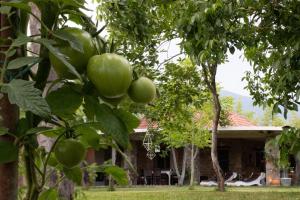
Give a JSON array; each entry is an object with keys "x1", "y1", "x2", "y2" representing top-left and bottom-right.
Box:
[{"x1": 39, "y1": 131, "x2": 65, "y2": 189}]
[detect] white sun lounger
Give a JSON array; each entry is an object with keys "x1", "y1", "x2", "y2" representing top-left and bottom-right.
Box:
[
  {"x1": 226, "y1": 172, "x2": 266, "y2": 186},
  {"x1": 200, "y1": 172, "x2": 237, "y2": 186}
]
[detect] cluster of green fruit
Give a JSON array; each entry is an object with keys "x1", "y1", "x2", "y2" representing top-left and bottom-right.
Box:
[
  {"x1": 50, "y1": 28, "x2": 156, "y2": 169},
  {"x1": 50, "y1": 27, "x2": 156, "y2": 105}
]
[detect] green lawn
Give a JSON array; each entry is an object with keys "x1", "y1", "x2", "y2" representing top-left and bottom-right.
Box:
[{"x1": 82, "y1": 186, "x2": 300, "y2": 200}]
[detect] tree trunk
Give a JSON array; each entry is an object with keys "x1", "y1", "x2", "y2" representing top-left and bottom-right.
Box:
[
  {"x1": 0, "y1": 4, "x2": 19, "y2": 200},
  {"x1": 190, "y1": 144, "x2": 199, "y2": 187},
  {"x1": 210, "y1": 74, "x2": 225, "y2": 191},
  {"x1": 190, "y1": 144, "x2": 195, "y2": 187},
  {"x1": 178, "y1": 147, "x2": 187, "y2": 186},
  {"x1": 202, "y1": 64, "x2": 224, "y2": 191},
  {"x1": 108, "y1": 148, "x2": 116, "y2": 191},
  {"x1": 171, "y1": 148, "x2": 180, "y2": 179}
]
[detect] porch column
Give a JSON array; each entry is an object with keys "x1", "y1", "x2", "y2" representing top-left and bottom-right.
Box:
[
  {"x1": 86, "y1": 148, "x2": 96, "y2": 164},
  {"x1": 124, "y1": 141, "x2": 138, "y2": 185},
  {"x1": 295, "y1": 152, "x2": 300, "y2": 185},
  {"x1": 265, "y1": 138, "x2": 280, "y2": 185}
]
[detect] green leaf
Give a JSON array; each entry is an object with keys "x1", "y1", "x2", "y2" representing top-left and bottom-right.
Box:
[
  {"x1": 1, "y1": 79, "x2": 51, "y2": 118},
  {"x1": 38, "y1": 188, "x2": 58, "y2": 200},
  {"x1": 0, "y1": 140, "x2": 18, "y2": 164},
  {"x1": 0, "y1": 1, "x2": 30, "y2": 12},
  {"x1": 63, "y1": 166, "x2": 82, "y2": 185},
  {"x1": 26, "y1": 127, "x2": 51, "y2": 136},
  {"x1": 6, "y1": 49, "x2": 16, "y2": 57},
  {"x1": 36, "y1": 38, "x2": 81, "y2": 79},
  {"x1": 103, "y1": 165, "x2": 128, "y2": 185},
  {"x1": 0, "y1": 126, "x2": 8, "y2": 136},
  {"x1": 46, "y1": 85, "x2": 83, "y2": 119},
  {"x1": 11, "y1": 33, "x2": 31, "y2": 47},
  {"x1": 83, "y1": 96, "x2": 129, "y2": 148},
  {"x1": 53, "y1": 29, "x2": 83, "y2": 52},
  {"x1": 48, "y1": 154, "x2": 59, "y2": 167},
  {"x1": 15, "y1": 118, "x2": 30, "y2": 138},
  {"x1": 39, "y1": 127, "x2": 65, "y2": 138},
  {"x1": 82, "y1": 95, "x2": 97, "y2": 120},
  {"x1": 74, "y1": 125, "x2": 101, "y2": 149},
  {"x1": 7, "y1": 57, "x2": 41, "y2": 70},
  {"x1": 60, "y1": 0, "x2": 86, "y2": 8},
  {"x1": 113, "y1": 109, "x2": 140, "y2": 133}
]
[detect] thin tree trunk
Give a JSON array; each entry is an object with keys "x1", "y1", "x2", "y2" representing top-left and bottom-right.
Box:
[
  {"x1": 171, "y1": 148, "x2": 180, "y2": 178},
  {"x1": 172, "y1": 147, "x2": 188, "y2": 186},
  {"x1": 178, "y1": 146, "x2": 188, "y2": 186},
  {"x1": 190, "y1": 144, "x2": 194, "y2": 187},
  {"x1": 0, "y1": 4, "x2": 19, "y2": 200},
  {"x1": 190, "y1": 144, "x2": 199, "y2": 187},
  {"x1": 108, "y1": 148, "x2": 116, "y2": 191},
  {"x1": 202, "y1": 64, "x2": 225, "y2": 191}
]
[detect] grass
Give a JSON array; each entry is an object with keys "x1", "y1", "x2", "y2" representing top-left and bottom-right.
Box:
[{"x1": 82, "y1": 186, "x2": 300, "y2": 200}]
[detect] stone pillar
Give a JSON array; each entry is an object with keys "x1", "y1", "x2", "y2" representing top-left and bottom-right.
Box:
[
  {"x1": 124, "y1": 141, "x2": 138, "y2": 185},
  {"x1": 265, "y1": 138, "x2": 280, "y2": 185},
  {"x1": 86, "y1": 149, "x2": 96, "y2": 164},
  {"x1": 295, "y1": 152, "x2": 300, "y2": 185}
]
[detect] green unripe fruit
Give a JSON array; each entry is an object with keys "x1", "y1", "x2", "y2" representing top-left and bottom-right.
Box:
[
  {"x1": 49, "y1": 28, "x2": 96, "y2": 79},
  {"x1": 128, "y1": 77, "x2": 156, "y2": 103},
  {"x1": 87, "y1": 53, "x2": 133, "y2": 98},
  {"x1": 54, "y1": 138, "x2": 86, "y2": 169}
]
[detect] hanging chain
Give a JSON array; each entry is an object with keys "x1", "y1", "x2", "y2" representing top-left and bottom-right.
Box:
[{"x1": 143, "y1": 119, "x2": 156, "y2": 160}]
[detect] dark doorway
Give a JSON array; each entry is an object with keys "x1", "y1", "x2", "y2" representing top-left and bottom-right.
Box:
[
  {"x1": 155, "y1": 152, "x2": 170, "y2": 170},
  {"x1": 256, "y1": 149, "x2": 265, "y2": 172},
  {"x1": 218, "y1": 149, "x2": 229, "y2": 173}
]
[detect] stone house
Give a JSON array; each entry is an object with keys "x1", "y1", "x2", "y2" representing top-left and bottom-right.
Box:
[{"x1": 86, "y1": 112, "x2": 299, "y2": 186}]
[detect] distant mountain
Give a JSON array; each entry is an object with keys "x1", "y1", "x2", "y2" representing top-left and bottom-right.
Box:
[
  {"x1": 220, "y1": 90, "x2": 300, "y2": 119},
  {"x1": 220, "y1": 90, "x2": 263, "y2": 117}
]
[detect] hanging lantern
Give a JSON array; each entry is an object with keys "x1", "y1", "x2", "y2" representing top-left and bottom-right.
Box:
[
  {"x1": 147, "y1": 149, "x2": 156, "y2": 160},
  {"x1": 143, "y1": 119, "x2": 156, "y2": 159},
  {"x1": 143, "y1": 131, "x2": 153, "y2": 151}
]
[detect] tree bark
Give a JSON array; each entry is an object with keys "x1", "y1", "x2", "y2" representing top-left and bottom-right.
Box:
[
  {"x1": 190, "y1": 144, "x2": 199, "y2": 187},
  {"x1": 0, "y1": 4, "x2": 19, "y2": 200},
  {"x1": 171, "y1": 147, "x2": 188, "y2": 186},
  {"x1": 202, "y1": 64, "x2": 225, "y2": 191},
  {"x1": 178, "y1": 146, "x2": 187, "y2": 186},
  {"x1": 190, "y1": 144, "x2": 195, "y2": 187},
  {"x1": 171, "y1": 148, "x2": 180, "y2": 179},
  {"x1": 108, "y1": 148, "x2": 116, "y2": 191}
]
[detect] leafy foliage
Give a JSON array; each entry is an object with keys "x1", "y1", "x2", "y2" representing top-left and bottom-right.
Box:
[
  {"x1": 38, "y1": 188, "x2": 59, "y2": 200},
  {"x1": 240, "y1": 1, "x2": 300, "y2": 116},
  {"x1": 63, "y1": 166, "x2": 83, "y2": 185},
  {"x1": 1, "y1": 79, "x2": 51, "y2": 118},
  {"x1": 46, "y1": 85, "x2": 83, "y2": 119}
]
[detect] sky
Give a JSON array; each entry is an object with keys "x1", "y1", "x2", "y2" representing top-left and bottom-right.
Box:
[
  {"x1": 86, "y1": 2, "x2": 252, "y2": 97},
  {"x1": 158, "y1": 40, "x2": 252, "y2": 97}
]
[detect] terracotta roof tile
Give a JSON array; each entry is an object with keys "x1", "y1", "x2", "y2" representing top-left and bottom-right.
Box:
[
  {"x1": 228, "y1": 112, "x2": 255, "y2": 126},
  {"x1": 136, "y1": 112, "x2": 254, "y2": 129}
]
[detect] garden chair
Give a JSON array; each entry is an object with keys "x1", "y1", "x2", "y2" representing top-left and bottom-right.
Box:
[
  {"x1": 226, "y1": 172, "x2": 266, "y2": 186},
  {"x1": 200, "y1": 172, "x2": 237, "y2": 186},
  {"x1": 144, "y1": 169, "x2": 153, "y2": 185}
]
